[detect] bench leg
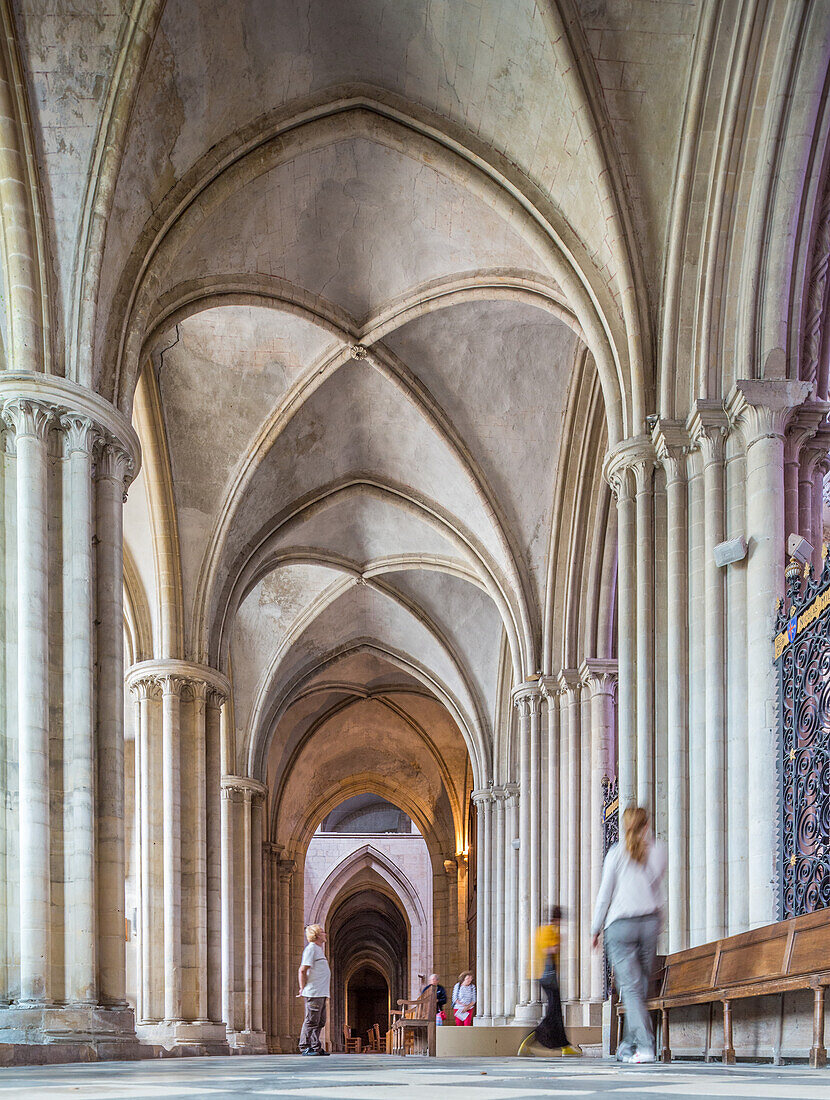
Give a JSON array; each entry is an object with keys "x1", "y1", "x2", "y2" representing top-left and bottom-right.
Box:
[
  {"x1": 811, "y1": 987, "x2": 827, "y2": 1069},
  {"x1": 722, "y1": 999, "x2": 735, "y2": 1065},
  {"x1": 660, "y1": 1008, "x2": 672, "y2": 1063}
]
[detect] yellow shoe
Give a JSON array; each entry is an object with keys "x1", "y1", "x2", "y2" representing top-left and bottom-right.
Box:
[
  {"x1": 517, "y1": 1033, "x2": 536, "y2": 1057},
  {"x1": 562, "y1": 1044, "x2": 583, "y2": 1057}
]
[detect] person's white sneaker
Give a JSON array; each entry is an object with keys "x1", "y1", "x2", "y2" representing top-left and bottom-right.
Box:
[{"x1": 629, "y1": 1050, "x2": 656, "y2": 1064}]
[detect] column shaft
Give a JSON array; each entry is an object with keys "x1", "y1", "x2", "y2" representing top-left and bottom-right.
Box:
[
  {"x1": 192, "y1": 686, "x2": 209, "y2": 1020},
  {"x1": 528, "y1": 697, "x2": 542, "y2": 1011},
  {"x1": 9, "y1": 405, "x2": 51, "y2": 1003},
  {"x1": 699, "y1": 422, "x2": 727, "y2": 940},
  {"x1": 96, "y1": 442, "x2": 130, "y2": 1004},
  {"x1": 221, "y1": 788, "x2": 235, "y2": 1032},
  {"x1": 138, "y1": 685, "x2": 154, "y2": 1020},
  {"x1": 493, "y1": 793, "x2": 506, "y2": 1020},
  {"x1": 62, "y1": 418, "x2": 97, "y2": 1003},
  {"x1": 613, "y1": 470, "x2": 637, "y2": 808},
  {"x1": 516, "y1": 697, "x2": 531, "y2": 1009},
  {"x1": 162, "y1": 679, "x2": 183, "y2": 1020},
  {"x1": 663, "y1": 452, "x2": 689, "y2": 950},
  {"x1": 729, "y1": 379, "x2": 810, "y2": 926},
  {"x1": 205, "y1": 693, "x2": 223, "y2": 1023},
  {"x1": 634, "y1": 460, "x2": 654, "y2": 809}
]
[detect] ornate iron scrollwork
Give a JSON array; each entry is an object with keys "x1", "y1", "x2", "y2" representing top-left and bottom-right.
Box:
[{"x1": 775, "y1": 549, "x2": 830, "y2": 918}]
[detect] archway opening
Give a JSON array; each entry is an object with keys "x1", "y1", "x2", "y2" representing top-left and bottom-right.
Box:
[
  {"x1": 328, "y1": 887, "x2": 407, "y2": 1050},
  {"x1": 347, "y1": 964, "x2": 389, "y2": 1045}
]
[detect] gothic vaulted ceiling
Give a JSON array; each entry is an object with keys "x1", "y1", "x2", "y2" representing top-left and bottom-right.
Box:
[{"x1": 14, "y1": 0, "x2": 702, "y2": 797}]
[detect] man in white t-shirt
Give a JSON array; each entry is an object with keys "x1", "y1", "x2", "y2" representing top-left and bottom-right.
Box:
[{"x1": 298, "y1": 924, "x2": 332, "y2": 1055}]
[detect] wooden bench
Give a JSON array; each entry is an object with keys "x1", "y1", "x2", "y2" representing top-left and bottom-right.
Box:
[
  {"x1": 390, "y1": 986, "x2": 437, "y2": 1056},
  {"x1": 612, "y1": 910, "x2": 830, "y2": 1066}
]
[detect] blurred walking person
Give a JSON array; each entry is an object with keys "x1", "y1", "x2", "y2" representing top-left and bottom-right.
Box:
[
  {"x1": 592, "y1": 805, "x2": 666, "y2": 1064},
  {"x1": 518, "y1": 907, "x2": 581, "y2": 1057},
  {"x1": 298, "y1": 924, "x2": 331, "y2": 1055}
]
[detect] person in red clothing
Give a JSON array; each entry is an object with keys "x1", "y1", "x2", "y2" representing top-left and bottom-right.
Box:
[{"x1": 451, "y1": 972, "x2": 476, "y2": 1025}]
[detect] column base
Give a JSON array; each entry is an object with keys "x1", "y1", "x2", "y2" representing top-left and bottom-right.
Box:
[
  {"x1": 0, "y1": 1002, "x2": 145, "y2": 1060},
  {"x1": 228, "y1": 1028, "x2": 267, "y2": 1053},
  {"x1": 136, "y1": 1018, "x2": 229, "y2": 1055},
  {"x1": 473, "y1": 1015, "x2": 494, "y2": 1026},
  {"x1": 513, "y1": 1000, "x2": 543, "y2": 1024}
]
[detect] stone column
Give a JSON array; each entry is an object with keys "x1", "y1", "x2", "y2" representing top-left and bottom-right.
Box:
[
  {"x1": 512, "y1": 683, "x2": 543, "y2": 1021},
  {"x1": 0, "y1": 376, "x2": 139, "y2": 1051},
  {"x1": 491, "y1": 788, "x2": 506, "y2": 1022},
  {"x1": 688, "y1": 404, "x2": 729, "y2": 941},
  {"x1": 653, "y1": 422, "x2": 690, "y2": 950},
  {"x1": 632, "y1": 454, "x2": 655, "y2": 810},
  {"x1": 61, "y1": 415, "x2": 98, "y2": 1005},
  {"x1": 205, "y1": 689, "x2": 224, "y2": 1026},
  {"x1": 471, "y1": 787, "x2": 493, "y2": 1023},
  {"x1": 728, "y1": 380, "x2": 811, "y2": 926},
  {"x1": 277, "y1": 858, "x2": 297, "y2": 1052},
  {"x1": 161, "y1": 675, "x2": 184, "y2": 1023},
  {"x1": 605, "y1": 450, "x2": 637, "y2": 810},
  {"x1": 558, "y1": 670, "x2": 581, "y2": 1006},
  {"x1": 540, "y1": 681, "x2": 561, "y2": 917},
  {"x1": 2, "y1": 399, "x2": 51, "y2": 1005},
  {"x1": 127, "y1": 661, "x2": 230, "y2": 1051},
  {"x1": 132, "y1": 677, "x2": 157, "y2": 1022},
  {"x1": 580, "y1": 659, "x2": 617, "y2": 1006},
  {"x1": 502, "y1": 785, "x2": 519, "y2": 1021},
  {"x1": 221, "y1": 775, "x2": 268, "y2": 1052}
]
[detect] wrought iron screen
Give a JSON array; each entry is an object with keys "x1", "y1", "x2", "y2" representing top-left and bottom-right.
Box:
[
  {"x1": 601, "y1": 776, "x2": 619, "y2": 997},
  {"x1": 774, "y1": 552, "x2": 830, "y2": 918}
]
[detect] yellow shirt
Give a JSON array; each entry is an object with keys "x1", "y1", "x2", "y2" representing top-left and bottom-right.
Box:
[{"x1": 532, "y1": 923, "x2": 560, "y2": 978}]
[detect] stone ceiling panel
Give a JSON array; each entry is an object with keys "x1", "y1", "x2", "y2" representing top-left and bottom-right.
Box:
[
  {"x1": 385, "y1": 298, "x2": 577, "y2": 609},
  {"x1": 159, "y1": 138, "x2": 547, "y2": 324}
]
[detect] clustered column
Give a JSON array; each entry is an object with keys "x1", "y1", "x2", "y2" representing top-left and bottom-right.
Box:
[
  {"x1": 126, "y1": 660, "x2": 228, "y2": 1053},
  {"x1": 220, "y1": 775, "x2": 268, "y2": 1052},
  {"x1": 0, "y1": 376, "x2": 139, "y2": 1049},
  {"x1": 599, "y1": 379, "x2": 819, "y2": 957},
  {"x1": 511, "y1": 683, "x2": 544, "y2": 1022}
]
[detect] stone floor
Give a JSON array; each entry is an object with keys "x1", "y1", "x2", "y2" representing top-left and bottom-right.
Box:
[{"x1": 0, "y1": 1055, "x2": 828, "y2": 1099}]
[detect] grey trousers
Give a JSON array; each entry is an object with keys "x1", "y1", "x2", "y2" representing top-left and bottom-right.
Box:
[
  {"x1": 605, "y1": 913, "x2": 660, "y2": 1057},
  {"x1": 299, "y1": 996, "x2": 327, "y2": 1052}
]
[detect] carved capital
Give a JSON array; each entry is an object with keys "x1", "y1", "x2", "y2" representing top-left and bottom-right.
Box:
[
  {"x1": 686, "y1": 401, "x2": 730, "y2": 466},
  {"x1": 579, "y1": 657, "x2": 618, "y2": 697},
  {"x1": 512, "y1": 682, "x2": 543, "y2": 719},
  {"x1": 726, "y1": 380, "x2": 813, "y2": 449},
  {"x1": 160, "y1": 675, "x2": 188, "y2": 698},
  {"x1": 2, "y1": 398, "x2": 53, "y2": 449},
  {"x1": 278, "y1": 858, "x2": 297, "y2": 881},
  {"x1": 652, "y1": 419, "x2": 691, "y2": 483},
  {"x1": 603, "y1": 436, "x2": 655, "y2": 502},
  {"x1": 206, "y1": 685, "x2": 226, "y2": 710},
  {"x1": 97, "y1": 437, "x2": 134, "y2": 495},
  {"x1": 471, "y1": 786, "x2": 495, "y2": 807},
  {"x1": 538, "y1": 675, "x2": 563, "y2": 702},
  {"x1": 557, "y1": 668, "x2": 581, "y2": 700},
  {"x1": 221, "y1": 774, "x2": 267, "y2": 802},
  {"x1": 59, "y1": 413, "x2": 101, "y2": 458},
  {"x1": 784, "y1": 403, "x2": 830, "y2": 468},
  {"x1": 129, "y1": 675, "x2": 161, "y2": 702}
]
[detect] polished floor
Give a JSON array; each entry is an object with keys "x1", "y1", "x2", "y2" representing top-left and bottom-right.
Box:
[{"x1": 0, "y1": 1055, "x2": 828, "y2": 1099}]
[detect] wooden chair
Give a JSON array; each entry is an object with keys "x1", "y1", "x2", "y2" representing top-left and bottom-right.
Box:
[
  {"x1": 343, "y1": 1024, "x2": 362, "y2": 1053},
  {"x1": 390, "y1": 985, "x2": 437, "y2": 1056},
  {"x1": 365, "y1": 1023, "x2": 382, "y2": 1052},
  {"x1": 612, "y1": 909, "x2": 830, "y2": 1066}
]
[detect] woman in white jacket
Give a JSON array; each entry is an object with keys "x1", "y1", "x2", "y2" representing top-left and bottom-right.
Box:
[{"x1": 591, "y1": 805, "x2": 666, "y2": 1064}]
